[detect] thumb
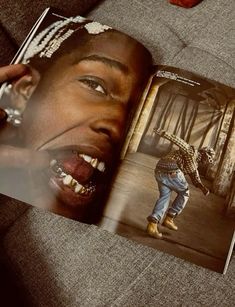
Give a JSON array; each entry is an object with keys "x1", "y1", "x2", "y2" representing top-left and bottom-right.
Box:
[
  {"x1": 0, "y1": 64, "x2": 29, "y2": 83},
  {"x1": 0, "y1": 145, "x2": 50, "y2": 170}
]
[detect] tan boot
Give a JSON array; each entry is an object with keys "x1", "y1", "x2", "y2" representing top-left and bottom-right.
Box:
[
  {"x1": 163, "y1": 215, "x2": 178, "y2": 231},
  {"x1": 147, "y1": 222, "x2": 162, "y2": 239}
]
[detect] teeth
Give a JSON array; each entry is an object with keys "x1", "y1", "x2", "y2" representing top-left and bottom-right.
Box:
[
  {"x1": 60, "y1": 171, "x2": 66, "y2": 178},
  {"x1": 71, "y1": 178, "x2": 78, "y2": 187},
  {"x1": 79, "y1": 187, "x2": 86, "y2": 195},
  {"x1": 50, "y1": 159, "x2": 64, "y2": 176},
  {"x1": 57, "y1": 167, "x2": 63, "y2": 175},
  {"x1": 51, "y1": 155, "x2": 105, "y2": 173},
  {"x1": 63, "y1": 174, "x2": 73, "y2": 186},
  {"x1": 50, "y1": 156, "x2": 99, "y2": 195},
  {"x1": 91, "y1": 158, "x2": 98, "y2": 168},
  {"x1": 50, "y1": 159, "x2": 57, "y2": 167},
  {"x1": 97, "y1": 161, "x2": 105, "y2": 172},
  {"x1": 79, "y1": 154, "x2": 105, "y2": 172},
  {"x1": 83, "y1": 155, "x2": 92, "y2": 163},
  {"x1": 75, "y1": 183, "x2": 83, "y2": 193}
]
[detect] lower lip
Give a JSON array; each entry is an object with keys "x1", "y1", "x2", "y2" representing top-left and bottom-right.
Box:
[{"x1": 49, "y1": 176, "x2": 96, "y2": 208}]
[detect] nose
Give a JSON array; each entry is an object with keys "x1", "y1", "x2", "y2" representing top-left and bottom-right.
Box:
[{"x1": 90, "y1": 105, "x2": 126, "y2": 144}]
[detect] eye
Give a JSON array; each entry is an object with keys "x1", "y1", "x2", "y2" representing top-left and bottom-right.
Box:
[{"x1": 79, "y1": 77, "x2": 107, "y2": 95}]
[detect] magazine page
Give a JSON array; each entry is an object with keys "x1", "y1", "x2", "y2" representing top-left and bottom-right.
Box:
[
  {"x1": 0, "y1": 9, "x2": 153, "y2": 223},
  {"x1": 100, "y1": 65, "x2": 235, "y2": 273},
  {"x1": 1, "y1": 9, "x2": 234, "y2": 274}
]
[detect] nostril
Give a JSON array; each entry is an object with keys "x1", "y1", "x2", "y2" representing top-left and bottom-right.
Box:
[{"x1": 91, "y1": 119, "x2": 123, "y2": 144}]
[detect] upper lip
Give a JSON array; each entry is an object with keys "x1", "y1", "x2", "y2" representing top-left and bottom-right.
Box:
[{"x1": 45, "y1": 144, "x2": 113, "y2": 167}]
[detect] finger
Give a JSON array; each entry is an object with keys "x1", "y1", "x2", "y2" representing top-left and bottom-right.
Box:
[
  {"x1": 0, "y1": 64, "x2": 28, "y2": 83},
  {"x1": 0, "y1": 145, "x2": 50, "y2": 169}
]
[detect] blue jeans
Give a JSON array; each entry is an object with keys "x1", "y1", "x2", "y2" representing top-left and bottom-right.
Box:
[{"x1": 149, "y1": 169, "x2": 189, "y2": 222}]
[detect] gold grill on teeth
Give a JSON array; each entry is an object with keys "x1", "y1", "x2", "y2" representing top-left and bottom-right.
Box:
[
  {"x1": 62, "y1": 174, "x2": 95, "y2": 195},
  {"x1": 50, "y1": 159, "x2": 96, "y2": 195},
  {"x1": 79, "y1": 154, "x2": 105, "y2": 172},
  {"x1": 50, "y1": 154, "x2": 105, "y2": 173}
]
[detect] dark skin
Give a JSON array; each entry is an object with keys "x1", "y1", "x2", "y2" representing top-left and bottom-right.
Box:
[
  {"x1": 0, "y1": 64, "x2": 27, "y2": 83},
  {"x1": 0, "y1": 64, "x2": 49, "y2": 168},
  {"x1": 20, "y1": 32, "x2": 151, "y2": 154},
  {"x1": 0, "y1": 30, "x2": 152, "y2": 221}
]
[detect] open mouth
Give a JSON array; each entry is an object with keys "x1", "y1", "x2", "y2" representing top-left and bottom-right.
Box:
[{"x1": 47, "y1": 149, "x2": 107, "y2": 208}]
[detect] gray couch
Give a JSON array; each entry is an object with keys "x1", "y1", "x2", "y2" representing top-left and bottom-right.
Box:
[{"x1": 0, "y1": 0, "x2": 235, "y2": 306}]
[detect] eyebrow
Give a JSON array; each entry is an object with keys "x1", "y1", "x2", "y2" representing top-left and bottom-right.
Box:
[{"x1": 79, "y1": 55, "x2": 129, "y2": 74}]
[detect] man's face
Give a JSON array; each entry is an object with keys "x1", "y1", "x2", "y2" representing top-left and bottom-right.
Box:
[
  {"x1": 17, "y1": 30, "x2": 151, "y2": 215},
  {"x1": 199, "y1": 150, "x2": 215, "y2": 166}
]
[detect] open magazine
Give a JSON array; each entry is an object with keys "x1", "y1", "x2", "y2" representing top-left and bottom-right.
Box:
[{"x1": 0, "y1": 8, "x2": 234, "y2": 274}]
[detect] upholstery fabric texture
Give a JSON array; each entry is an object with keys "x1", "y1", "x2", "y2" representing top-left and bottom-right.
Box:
[
  {"x1": 0, "y1": 25, "x2": 17, "y2": 66},
  {"x1": 0, "y1": 0, "x2": 235, "y2": 306},
  {"x1": 2, "y1": 204, "x2": 235, "y2": 307},
  {"x1": 0, "y1": 194, "x2": 29, "y2": 232},
  {"x1": 89, "y1": 0, "x2": 235, "y2": 87}
]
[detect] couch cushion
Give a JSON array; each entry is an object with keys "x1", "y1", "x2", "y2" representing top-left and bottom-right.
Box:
[
  {"x1": 0, "y1": 0, "x2": 100, "y2": 46},
  {"x1": 2, "y1": 207, "x2": 235, "y2": 306},
  {"x1": 0, "y1": 194, "x2": 29, "y2": 232},
  {"x1": 0, "y1": 0, "x2": 100, "y2": 67},
  {"x1": 88, "y1": 0, "x2": 235, "y2": 87},
  {"x1": 0, "y1": 25, "x2": 17, "y2": 66}
]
